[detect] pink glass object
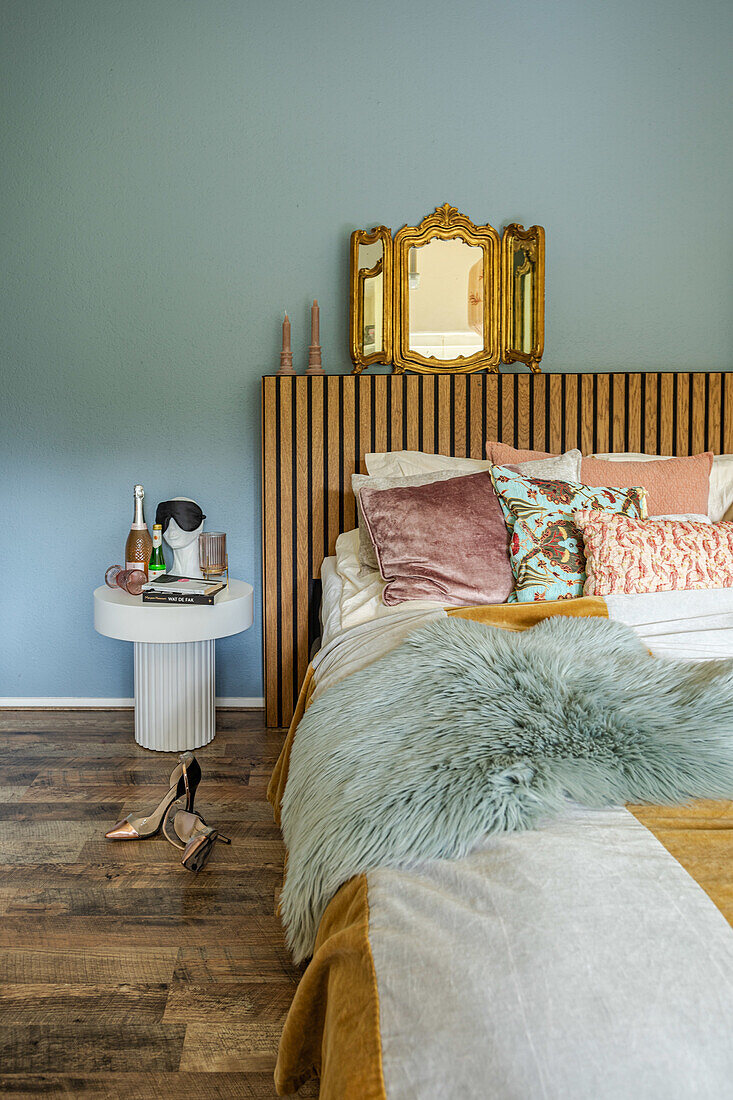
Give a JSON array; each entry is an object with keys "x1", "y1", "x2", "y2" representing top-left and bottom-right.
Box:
[
  {"x1": 124, "y1": 569, "x2": 146, "y2": 595},
  {"x1": 199, "y1": 532, "x2": 227, "y2": 578},
  {"x1": 105, "y1": 566, "x2": 147, "y2": 595},
  {"x1": 105, "y1": 565, "x2": 123, "y2": 588}
]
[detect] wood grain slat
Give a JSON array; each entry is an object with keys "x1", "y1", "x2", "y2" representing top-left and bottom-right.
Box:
[
  {"x1": 708, "y1": 374, "x2": 722, "y2": 453},
  {"x1": 405, "y1": 376, "x2": 420, "y2": 450},
  {"x1": 627, "y1": 374, "x2": 641, "y2": 452},
  {"x1": 341, "y1": 380, "x2": 357, "y2": 533},
  {"x1": 389, "y1": 375, "x2": 404, "y2": 453},
  {"x1": 563, "y1": 374, "x2": 578, "y2": 451},
  {"x1": 676, "y1": 373, "x2": 690, "y2": 456},
  {"x1": 643, "y1": 373, "x2": 659, "y2": 453},
  {"x1": 437, "y1": 375, "x2": 451, "y2": 455},
  {"x1": 469, "y1": 375, "x2": 484, "y2": 458},
  {"x1": 548, "y1": 375, "x2": 563, "y2": 453},
  {"x1": 532, "y1": 374, "x2": 547, "y2": 451},
  {"x1": 659, "y1": 374, "x2": 675, "y2": 454},
  {"x1": 691, "y1": 373, "x2": 706, "y2": 455},
  {"x1": 261, "y1": 378, "x2": 279, "y2": 731},
  {"x1": 420, "y1": 376, "x2": 435, "y2": 452},
  {"x1": 277, "y1": 377, "x2": 294, "y2": 724},
  {"x1": 294, "y1": 382, "x2": 309, "y2": 695},
  {"x1": 516, "y1": 376, "x2": 530, "y2": 450},
  {"x1": 453, "y1": 376, "x2": 467, "y2": 456},
  {"x1": 481, "y1": 374, "x2": 496, "y2": 445},
  {"x1": 372, "y1": 375, "x2": 388, "y2": 456},
  {"x1": 263, "y1": 372, "x2": 733, "y2": 726}
]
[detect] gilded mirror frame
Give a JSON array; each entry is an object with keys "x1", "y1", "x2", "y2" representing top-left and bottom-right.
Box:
[
  {"x1": 392, "y1": 204, "x2": 501, "y2": 374},
  {"x1": 501, "y1": 223, "x2": 545, "y2": 373},
  {"x1": 349, "y1": 225, "x2": 393, "y2": 373}
]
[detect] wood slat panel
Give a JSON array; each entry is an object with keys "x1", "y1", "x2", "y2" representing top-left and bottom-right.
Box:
[
  {"x1": 469, "y1": 375, "x2": 484, "y2": 458},
  {"x1": 532, "y1": 374, "x2": 547, "y2": 451},
  {"x1": 548, "y1": 375, "x2": 563, "y2": 453},
  {"x1": 643, "y1": 373, "x2": 659, "y2": 454},
  {"x1": 277, "y1": 377, "x2": 294, "y2": 723},
  {"x1": 453, "y1": 377, "x2": 467, "y2": 457},
  {"x1": 295, "y1": 383, "x2": 310, "y2": 694},
  {"x1": 564, "y1": 375, "x2": 578, "y2": 451},
  {"x1": 406, "y1": 376, "x2": 420, "y2": 450},
  {"x1": 627, "y1": 374, "x2": 641, "y2": 452},
  {"x1": 708, "y1": 373, "x2": 722, "y2": 453},
  {"x1": 262, "y1": 371, "x2": 733, "y2": 726},
  {"x1": 676, "y1": 373, "x2": 690, "y2": 456},
  {"x1": 437, "y1": 375, "x2": 451, "y2": 455},
  {"x1": 692, "y1": 373, "x2": 706, "y2": 455},
  {"x1": 579, "y1": 374, "x2": 595, "y2": 456},
  {"x1": 659, "y1": 374, "x2": 675, "y2": 454},
  {"x1": 420, "y1": 377, "x2": 435, "y2": 452},
  {"x1": 261, "y1": 378, "x2": 279, "y2": 728}
]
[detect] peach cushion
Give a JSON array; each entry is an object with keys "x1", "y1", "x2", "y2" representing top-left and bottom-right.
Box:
[
  {"x1": 575, "y1": 511, "x2": 733, "y2": 596},
  {"x1": 486, "y1": 442, "x2": 554, "y2": 464},
  {"x1": 580, "y1": 453, "x2": 713, "y2": 516},
  {"x1": 487, "y1": 443, "x2": 713, "y2": 517}
]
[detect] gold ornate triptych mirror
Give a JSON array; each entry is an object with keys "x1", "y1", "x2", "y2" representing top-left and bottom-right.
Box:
[{"x1": 350, "y1": 204, "x2": 545, "y2": 374}]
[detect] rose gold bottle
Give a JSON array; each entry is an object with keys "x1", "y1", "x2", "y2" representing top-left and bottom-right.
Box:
[{"x1": 124, "y1": 484, "x2": 152, "y2": 579}]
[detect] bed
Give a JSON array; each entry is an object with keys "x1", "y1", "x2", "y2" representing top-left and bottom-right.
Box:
[{"x1": 261, "y1": 372, "x2": 733, "y2": 1098}]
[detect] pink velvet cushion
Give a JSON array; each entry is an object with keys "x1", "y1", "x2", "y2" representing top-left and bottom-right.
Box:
[
  {"x1": 358, "y1": 471, "x2": 513, "y2": 607},
  {"x1": 575, "y1": 511, "x2": 733, "y2": 596},
  {"x1": 580, "y1": 453, "x2": 713, "y2": 516}
]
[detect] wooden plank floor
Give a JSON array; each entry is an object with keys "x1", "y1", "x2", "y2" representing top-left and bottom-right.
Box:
[{"x1": 0, "y1": 708, "x2": 318, "y2": 1099}]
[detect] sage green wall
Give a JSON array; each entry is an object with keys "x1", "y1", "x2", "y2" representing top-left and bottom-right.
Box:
[{"x1": 2, "y1": 0, "x2": 732, "y2": 699}]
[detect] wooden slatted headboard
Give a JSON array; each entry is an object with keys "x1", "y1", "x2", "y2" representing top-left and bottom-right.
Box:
[{"x1": 262, "y1": 371, "x2": 733, "y2": 726}]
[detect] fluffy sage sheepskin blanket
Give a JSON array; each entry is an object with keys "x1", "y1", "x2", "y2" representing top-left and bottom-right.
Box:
[{"x1": 280, "y1": 615, "x2": 733, "y2": 962}]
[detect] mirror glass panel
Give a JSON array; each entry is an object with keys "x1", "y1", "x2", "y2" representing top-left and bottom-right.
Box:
[
  {"x1": 512, "y1": 244, "x2": 534, "y2": 354},
  {"x1": 406, "y1": 238, "x2": 484, "y2": 360},
  {"x1": 358, "y1": 239, "x2": 383, "y2": 357}
]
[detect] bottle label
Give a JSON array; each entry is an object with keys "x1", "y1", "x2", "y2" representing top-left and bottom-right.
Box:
[{"x1": 126, "y1": 562, "x2": 148, "y2": 575}]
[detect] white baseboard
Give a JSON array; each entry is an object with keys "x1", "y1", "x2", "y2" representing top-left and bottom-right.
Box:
[{"x1": 0, "y1": 697, "x2": 264, "y2": 709}]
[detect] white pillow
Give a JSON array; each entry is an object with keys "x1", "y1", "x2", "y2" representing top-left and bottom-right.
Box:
[
  {"x1": 365, "y1": 450, "x2": 487, "y2": 477},
  {"x1": 365, "y1": 448, "x2": 582, "y2": 481},
  {"x1": 592, "y1": 452, "x2": 733, "y2": 523}
]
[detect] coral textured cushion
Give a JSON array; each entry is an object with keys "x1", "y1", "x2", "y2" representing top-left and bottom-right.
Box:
[
  {"x1": 579, "y1": 453, "x2": 713, "y2": 516},
  {"x1": 487, "y1": 442, "x2": 555, "y2": 464},
  {"x1": 358, "y1": 471, "x2": 513, "y2": 607},
  {"x1": 575, "y1": 511, "x2": 733, "y2": 596}
]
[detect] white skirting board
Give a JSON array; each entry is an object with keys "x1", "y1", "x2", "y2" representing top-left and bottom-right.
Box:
[{"x1": 0, "y1": 697, "x2": 264, "y2": 708}]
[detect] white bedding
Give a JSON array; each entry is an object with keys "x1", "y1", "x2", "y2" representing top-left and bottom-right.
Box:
[
  {"x1": 316, "y1": 539, "x2": 733, "y2": 698},
  {"x1": 309, "y1": 548, "x2": 733, "y2": 1097}
]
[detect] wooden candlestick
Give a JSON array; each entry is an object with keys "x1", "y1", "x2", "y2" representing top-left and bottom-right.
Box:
[
  {"x1": 305, "y1": 299, "x2": 324, "y2": 374},
  {"x1": 277, "y1": 312, "x2": 294, "y2": 375}
]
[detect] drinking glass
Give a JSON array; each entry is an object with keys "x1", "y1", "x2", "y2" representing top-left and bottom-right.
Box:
[{"x1": 199, "y1": 532, "x2": 227, "y2": 580}]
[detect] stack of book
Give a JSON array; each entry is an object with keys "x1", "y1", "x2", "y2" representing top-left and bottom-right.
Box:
[{"x1": 141, "y1": 576, "x2": 225, "y2": 606}]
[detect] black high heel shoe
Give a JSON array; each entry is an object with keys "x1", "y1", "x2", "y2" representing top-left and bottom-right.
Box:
[{"x1": 105, "y1": 751, "x2": 201, "y2": 840}]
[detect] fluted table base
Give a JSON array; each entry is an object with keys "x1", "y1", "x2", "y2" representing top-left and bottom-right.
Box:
[{"x1": 133, "y1": 640, "x2": 215, "y2": 751}]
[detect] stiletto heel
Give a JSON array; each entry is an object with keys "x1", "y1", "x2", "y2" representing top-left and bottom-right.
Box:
[
  {"x1": 167, "y1": 809, "x2": 229, "y2": 872},
  {"x1": 105, "y1": 752, "x2": 201, "y2": 840}
]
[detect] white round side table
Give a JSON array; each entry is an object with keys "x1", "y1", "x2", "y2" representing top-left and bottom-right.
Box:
[{"x1": 94, "y1": 580, "x2": 254, "y2": 752}]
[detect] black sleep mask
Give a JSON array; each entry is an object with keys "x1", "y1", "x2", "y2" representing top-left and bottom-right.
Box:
[{"x1": 155, "y1": 500, "x2": 206, "y2": 533}]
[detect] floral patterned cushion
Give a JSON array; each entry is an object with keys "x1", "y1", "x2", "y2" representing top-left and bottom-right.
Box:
[
  {"x1": 489, "y1": 467, "x2": 647, "y2": 602},
  {"x1": 575, "y1": 511, "x2": 733, "y2": 596}
]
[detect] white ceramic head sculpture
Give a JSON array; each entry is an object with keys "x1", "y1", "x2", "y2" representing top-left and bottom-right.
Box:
[{"x1": 156, "y1": 496, "x2": 205, "y2": 578}]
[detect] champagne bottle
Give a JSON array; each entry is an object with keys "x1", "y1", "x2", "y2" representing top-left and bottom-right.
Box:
[
  {"x1": 148, "y1": 523, "x2": 166, "y2": 580},
  {"x1": 125, "y1": 484, "x2": 153, "y2": 578}
]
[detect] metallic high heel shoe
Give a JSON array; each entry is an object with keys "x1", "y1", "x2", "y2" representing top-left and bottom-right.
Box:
[
  {"x1": 105, "y1": 751, "x2": 201, "y2": 840},
  {"x1": 165, "y1": 809, "x2": 231, "y2": 872}
]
